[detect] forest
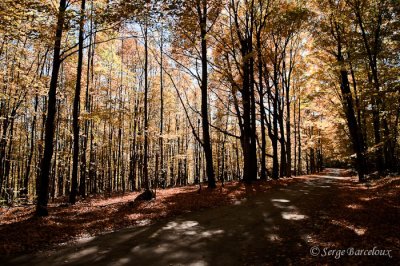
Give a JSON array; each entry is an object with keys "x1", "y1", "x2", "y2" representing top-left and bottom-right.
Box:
[
  {"x1": 1, "y1": 0, "x2": 398, "y2": 211},
  {"x1": 0, "y1": 0, "x2": 399, "y2": 264}
]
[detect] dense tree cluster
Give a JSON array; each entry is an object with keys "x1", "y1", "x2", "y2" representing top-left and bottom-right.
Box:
[
  {"x1": 313, "y1": 0, "x2": 400, "y2": 181},
  {"x1": 0, "y1": 0, "x2": 398, "y2": 215}
]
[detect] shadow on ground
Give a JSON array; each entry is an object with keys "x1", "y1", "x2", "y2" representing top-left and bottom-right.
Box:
[{"x1": 4, "y1": 169, "x2": 399, "y2": 265}]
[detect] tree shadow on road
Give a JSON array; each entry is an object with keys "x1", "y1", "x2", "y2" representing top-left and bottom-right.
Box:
[{"x1": 4, "y1": 170, "x2": 399, "y2": 265}]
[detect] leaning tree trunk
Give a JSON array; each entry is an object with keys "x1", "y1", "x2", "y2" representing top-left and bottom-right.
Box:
[
  {"x1": 36, "y1": 0, "x2": 67, "y2": 216},
  {"x1": 337, "y1": 52, "x2": 367, "y2": 181}
]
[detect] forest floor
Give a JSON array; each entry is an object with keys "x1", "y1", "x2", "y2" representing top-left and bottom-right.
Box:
[{"x1": 1, "y1": 169, "x2": 399, "y2": 265}]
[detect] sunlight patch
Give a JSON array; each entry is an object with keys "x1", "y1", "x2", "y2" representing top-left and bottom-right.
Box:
[
  {"x1": 188, "y1": 261, "x2": 208, "y2": 266},
  {"x1": 271, "y1": 199, "x2": 290, "y2": 203},
  {"x1": 137, "y1": 219, "x2": 151, "y2": 226},
  {"x1": 331, "y1": 220, "x2": 367, "y2": 236},
  {"x1": 320, "y1": 175, "x2": 348, "y2": 180},
  {"x1": 281, "y1": 212, "x2": 307, "y2": 220},
  {"x1": 163, "y1": 220, "x2": 199, "y2": 230},
  {"x1": 301, "y1": 234, "x2": 315, "y2": 244},
  {"x1": 267, "y1": 233, "x2": 282, "y2": 242},
  {"x1": 154, "y1": 244, "x2": 170, "y2": 254},
  {"x1": 359, "y1": 197, "x2": 378, "y2": 202},
  {"x1": 127, "y1": 213, "x2": 142, "y2": 220},
  {"x1": 114, "y1": 257, "x2": 131, "y2": 266},
  {"x1": 354, "y1": 228, "x2": 367, "y2": 236},
  {"x1": 131, "y1": 245, "x2": 142, "y2": 252},
  {"x1": 346, "y1": 204, "x2": 364, "y2": 210},
  {"x1": 234, "y1": 198, "x2": 247, "y2": 205},
  {"x1": 201, "y1": 229, "x2": 224, "y2": 237},
  {"x1": 76, "y1": 235, "x2": 95, "y2": 244},
  {"x1": 163, "y1": 221, "x2": 178, "y2": 230},
  {"x1": 184, "y1": 230, "x2": 197, "y2": 236}
]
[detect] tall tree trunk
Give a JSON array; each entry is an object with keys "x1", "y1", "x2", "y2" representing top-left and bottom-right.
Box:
[
  {"x1": 297, "y1": 96, "x2": 302, "y2": 175},
  {"x1": 285, "y1": 75, "x2": 291, "y2": 177},
  {"x1": 272, "y1": 58, "x2": 279, "y2": 179},
  {"x1": 159, "y1": 24, "x2": 165, "y2": 188},
  {"x1": 354, "y1": 5, "x2": 385, "y2": 174},
  {"x1": 80, "y1": 0, "x2": 94, "y2": 197},
  {"x1": 198, "y1": 0, "x2": 216, "y2": 188},
  {"x1": 70, "y1": 0, "x2": 86, "y2": 204},
  {"x1": 338, "y1": 54, "x2": 367, "y2": 181},
  {"x1": 230, "y1": 0, "x2": 257, "y2": 183},
  {"x1": 36, "y1": 0, "x2": 67, "y2": 216},
  {"x1": 143, "y1": 20, "x2": 150, "y2": 192},
  {"x1": 249, "y1": 50, "x2": 258, "y2": 181},
  {"x1": 129, "y1": 98, "x2": 139, "y2": 191},
  {"x1": 241, "y1": 54, "x2": 253, "y2": 183},
  {"x1": 23, "y1": 95, "x2": 38, "y2": 196},
  {"x1": 256, "y1": 33, "x2": 267, "y2": 180},
  {"x1": 279, "y1": 108, "x2": 286, "y2": 177},
  {"x1": 24, "y1": 50, "x2": 49, "y2": 196}
]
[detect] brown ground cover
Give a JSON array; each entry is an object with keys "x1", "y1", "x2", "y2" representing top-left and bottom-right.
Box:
[{"x1": 1, "y1": 169, "x2": 399, "y2": 263}]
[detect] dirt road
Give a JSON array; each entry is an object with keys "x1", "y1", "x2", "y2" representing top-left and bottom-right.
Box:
[{"x1": 5, "y1": 169, "x2": 398, "y2": 265}]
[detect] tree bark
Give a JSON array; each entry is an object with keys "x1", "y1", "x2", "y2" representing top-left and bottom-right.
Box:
[
  {"x1": 70, "y1": 0, "x2": 86, "y2": 205},
  {"x1": 143, "y1": 20, "x2": 150, "y2": 192},
  {"x1": 198, "y1": 0, "x2": 216, "y2": 188},
  {"x1": 36, "y1": 0, "x2": 67, "y2": 216}
]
